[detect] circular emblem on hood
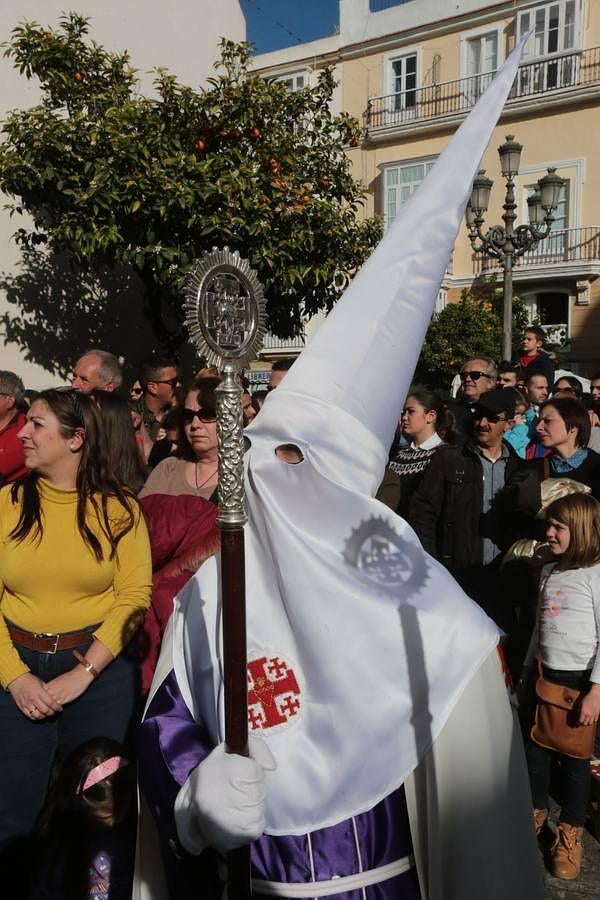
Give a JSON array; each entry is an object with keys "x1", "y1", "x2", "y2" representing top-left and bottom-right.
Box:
[{"x1": 343, "y1": 516, "x2": 428, "y2": 595}]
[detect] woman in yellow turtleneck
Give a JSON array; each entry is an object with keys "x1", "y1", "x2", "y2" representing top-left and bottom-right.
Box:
[{"x1": 0, "y1": 388, "x2": 151, "y2": 858}]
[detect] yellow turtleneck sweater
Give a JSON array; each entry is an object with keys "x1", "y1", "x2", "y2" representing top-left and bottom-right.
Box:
[{"x1": 0, "y1": 479, "x2": 152, "y2": 688}]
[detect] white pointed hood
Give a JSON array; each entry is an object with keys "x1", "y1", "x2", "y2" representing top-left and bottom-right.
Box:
[
  {"x1": 172, "y1": 39, "x2": 529, "y2": 837},
  {"x1": 249, "y1": 37, "x2": 527, "y2": 495}
]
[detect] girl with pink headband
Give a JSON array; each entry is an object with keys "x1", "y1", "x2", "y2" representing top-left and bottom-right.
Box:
[{"x1": 31, "y1": 737, "x2": 135, "y2": 900}]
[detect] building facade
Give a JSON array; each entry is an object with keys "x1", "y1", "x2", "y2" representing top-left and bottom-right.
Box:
[{"x1": 254, "y1": 0, "x2": 600, "y2": 375}]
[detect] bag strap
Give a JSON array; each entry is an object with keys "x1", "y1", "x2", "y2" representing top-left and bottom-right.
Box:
[
  {"x1": 542, "y1": 455, "x2": 550, "y2": 481},
  {"x1": 536, "y1": 652, "x2": 543, "y2": 680}
]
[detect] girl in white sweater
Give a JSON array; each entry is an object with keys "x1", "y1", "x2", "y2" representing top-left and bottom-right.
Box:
[{"x1": 522, "y1": 492, "x2": 600, "y2": 880}]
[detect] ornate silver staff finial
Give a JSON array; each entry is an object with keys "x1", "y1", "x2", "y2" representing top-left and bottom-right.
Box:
[{"x1": 184, "y1": 247, "x2": 267, "y2": 529}]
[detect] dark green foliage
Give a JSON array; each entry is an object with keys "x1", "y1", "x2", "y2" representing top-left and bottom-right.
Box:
[
  {"x1": 0, "y1": 14, "x2": 382, "y2": 346},
  {"x1": 416, "y1": 277, "x2": 529, "y2": 387}
]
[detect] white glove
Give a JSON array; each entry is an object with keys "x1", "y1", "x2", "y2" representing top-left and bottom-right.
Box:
[{"x1": 174, "y1": 736, "x2": 276, "y2": 855}]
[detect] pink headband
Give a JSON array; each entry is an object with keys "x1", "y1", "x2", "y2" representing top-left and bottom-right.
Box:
[{"x1": 78, "y1": 756, "x2": 130, "y2": 793}]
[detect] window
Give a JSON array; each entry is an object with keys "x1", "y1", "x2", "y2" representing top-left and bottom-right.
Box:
[
  {"x1": 273, "y1": 72, "x2": 307, "y2": 93},
  {"x1": 519, "y1": 1, "x2": 577, "y2": 56},
  {"x1": 384, "y1": 159, "x2": 435, "y2": 227},
  {"x1": 522, "y1": 292, "x2": 570, "y2": 344},
  {"x1": 465, "y1": 31, "x2": 498, "y2": 103},
  {"x1": 525, "y1": 179, "x2": 570, "y2": 254},
  {"x1": 388, "y1": 52, "x2": 418, "y2": 113},
  {"x1": 518, "y1": 2, "x2": 579, "y2": 91}
]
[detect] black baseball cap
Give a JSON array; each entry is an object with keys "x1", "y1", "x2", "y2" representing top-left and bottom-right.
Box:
[{"x1": 473, "y1": 389, "x2": 516, "y2": 420}]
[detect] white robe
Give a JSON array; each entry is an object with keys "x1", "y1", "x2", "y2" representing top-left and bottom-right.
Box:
[{"x1": 134, "y1": 622, "x2": 544, "y2": 900}]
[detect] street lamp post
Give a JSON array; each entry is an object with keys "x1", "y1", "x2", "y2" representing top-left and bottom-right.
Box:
[{"x1": 466, "y1": 135, "x2": 564, "y2": 361}]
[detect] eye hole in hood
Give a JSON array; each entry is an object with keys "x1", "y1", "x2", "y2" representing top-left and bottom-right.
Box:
[{"x1": 275, "y1": 444, "x2": 304, "y2": 465}]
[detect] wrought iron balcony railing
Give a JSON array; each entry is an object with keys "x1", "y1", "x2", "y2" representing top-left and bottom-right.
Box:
[
  {"x1": 365, "y1": 46, "x2": 600, "y2": 130},
  {"x1": 473, "y1": 226, "x2": 600, "y2": 274},
  {"x1": 260, "y1": 332, "x2": 305, "y2": 354},
  {"x1": 540, "y1": 323, "x2": 568, "y2": 347}
]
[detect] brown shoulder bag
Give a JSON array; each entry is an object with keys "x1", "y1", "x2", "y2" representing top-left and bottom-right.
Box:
[{"x1": 531, "y1": 663, "x2": 596, "y2": 760}]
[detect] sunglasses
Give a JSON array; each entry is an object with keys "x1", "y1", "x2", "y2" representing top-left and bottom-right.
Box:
[
  {"x1": 130, "y1": 387, "x2": 143, "y2": 396},
  {"x1": 459, "y1": 370, "x2": 492, "y2": 381},
  {"x1": 182, "y1": 408, "x2": 216, "y2": 425},
  {"x1": 473, "y1": 411, "x2": 507, "y2": 424}
]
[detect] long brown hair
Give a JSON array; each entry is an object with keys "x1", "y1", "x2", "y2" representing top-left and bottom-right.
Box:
[
  {"x1": 545, "y1": 493, "x2": 600, "y2": 570},
  {"x1": 34, "y1": 737, "x2": 134, "y2": 899},
  {"x1": 92, "y1": 389, "x2": 146, "y2": 493},
  {"x1": 10, "y1": 388, "x2": 138, "y2": 560}
]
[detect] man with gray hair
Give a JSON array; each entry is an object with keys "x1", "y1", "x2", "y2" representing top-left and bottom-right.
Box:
[
  {"x1": 0, "y1": 371, "x2": 26, "y2": 484},
  {"x1": 72, "y1": 349, "x2": 122, "y2": 394},
  {"x1": 454, "y1": 354, "x2": 497, "y2": 442}
]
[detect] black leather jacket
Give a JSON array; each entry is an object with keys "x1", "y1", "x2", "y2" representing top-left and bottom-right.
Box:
[{"x1": 409, "y1": 440, "x2": 524, "y2": 573}]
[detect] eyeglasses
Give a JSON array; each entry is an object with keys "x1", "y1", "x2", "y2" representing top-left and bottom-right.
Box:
[
  {"x1": 473, "y1": 412, "x2": 507, "y2": 424},
  {"x1": 182, "y1": 408, "x2": 216, "y2": 425},
  {"x1": 459, "y1": 370, "x2": 492, "y2": 382},
  {"x1": 154, "y1": 377, "x2": 180, "y2": 388},
  {"x1": 129, "y1": 387, "x2": 143, "y2": 396}
]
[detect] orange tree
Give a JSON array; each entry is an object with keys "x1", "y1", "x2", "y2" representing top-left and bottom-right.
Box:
[
  {"x1": 415, "y1": 279, "x2": 529, "y2": 388},
  {"x1": 0, "y1": 14, "x2": 381, "y2": 347}
]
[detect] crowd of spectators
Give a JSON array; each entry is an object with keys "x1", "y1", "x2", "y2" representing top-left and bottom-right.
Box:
[
  {"x1": 0, "y1": 328, "x2": 599, "y2": 893},
  {"x1": 0, "y1": 349, "x2": 298, "y2": 895}
]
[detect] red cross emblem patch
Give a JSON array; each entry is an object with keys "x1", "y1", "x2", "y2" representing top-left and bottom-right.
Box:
[{"x1": 247, "y1": 655, "x2": 302, "y2": 732}]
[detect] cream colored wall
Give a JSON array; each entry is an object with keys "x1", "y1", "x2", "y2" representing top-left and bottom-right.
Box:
[
  {"x1": 340, "y1": 1, "x2": 600, "y2": 369},
  {"x1": 341, "y1": 14, "x2": 517, "y2": 126},
  {"x1": 344, "y1": 1, "x2": 600, "y2": 267}
]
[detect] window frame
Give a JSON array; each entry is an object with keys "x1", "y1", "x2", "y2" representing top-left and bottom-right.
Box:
[
  {"x1": 518, "y1": 157, "x2": 583, "y2": 229},
  {"x1": 517, "y1": 0, "x2": 581, "y2": 62},
  {"x1": 271, "y1": 70, "x2": 309, "y2": 93},
  {"x1": 383, "y1": 45, "x2": 422, "y2": 104},
  {"x1": 459, "y1": 23, "x2": 504, "y2": 80},
  {"x1": 381, "y1": 155, "x2": 437, "y2": 229}
]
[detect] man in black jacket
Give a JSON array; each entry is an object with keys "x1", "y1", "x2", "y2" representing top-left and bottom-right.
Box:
[{"x1": 410, "y1": 389, "x2": 524, "y2": 628}]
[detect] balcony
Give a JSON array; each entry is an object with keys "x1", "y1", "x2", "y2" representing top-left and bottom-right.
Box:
[
  {"x1": 473, "y1": 226, "x2": 600, "y2": 278},
  {"x1": 365, "y1": 46, "x2": 600, "y2": 137},
  {"x1": 258, "y1": 331, "x2": 305, "y2": 357}
]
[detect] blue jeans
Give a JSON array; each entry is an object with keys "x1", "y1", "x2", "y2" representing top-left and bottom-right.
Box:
[{"x1": 0, "y1": 634, "x2": 138, "y2": 851}]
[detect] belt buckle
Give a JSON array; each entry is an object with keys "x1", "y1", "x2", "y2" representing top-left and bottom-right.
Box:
[{"x1": 34, "y1": 632, "x2": 60, "y2": 654}]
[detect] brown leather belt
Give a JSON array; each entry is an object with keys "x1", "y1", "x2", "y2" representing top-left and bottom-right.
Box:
[{"x1": 7, "y1": 624, "x2": 94, "y2": 654}]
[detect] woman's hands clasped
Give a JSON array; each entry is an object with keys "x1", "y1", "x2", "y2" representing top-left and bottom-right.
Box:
[
  {"x1": 8, "y1": 664, "x2": 94, "y2": 720},
  {"x1": 7, "y1": 672, "x2": 63, "y2": 720},
  {"x1": 44, "y1": 665, "x2": 94, "y2": 706}
]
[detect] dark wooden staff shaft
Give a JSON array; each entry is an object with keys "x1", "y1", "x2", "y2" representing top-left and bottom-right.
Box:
[{"x1": 221, "y1": 527, "x2": 251, "y2": 900}]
